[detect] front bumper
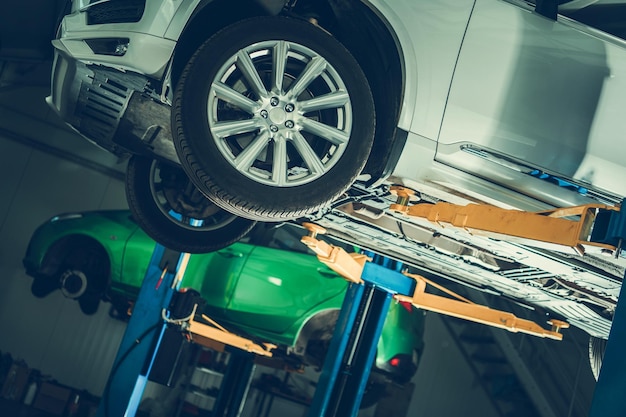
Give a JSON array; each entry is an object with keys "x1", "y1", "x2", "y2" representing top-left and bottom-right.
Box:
[
  {"x1": 47, "y1": 47, "x2": 179, "y2": 163},
  {"x1": 47, "y1": 0, "x2": 182, "y2": 162}
]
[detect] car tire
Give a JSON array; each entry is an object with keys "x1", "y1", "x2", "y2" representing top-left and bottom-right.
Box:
[
  {"x1": 589, "y1": 336, "x2": 607, "y2": 381},
  {"x1": 172, "y1": 16, "x2": 375, "y2": 221},
  {"x1": 125, "y1": 155, "x2": 256, "y2": 253},
  {"x1": 30, "y1": 276, "x2": 60, "y2": 298}
]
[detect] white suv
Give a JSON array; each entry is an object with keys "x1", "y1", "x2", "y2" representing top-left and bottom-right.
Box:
[{"x1": 48, "y1": 0, "x2": 626, "y2": 347}]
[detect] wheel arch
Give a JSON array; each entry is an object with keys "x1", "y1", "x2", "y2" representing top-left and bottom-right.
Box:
[
  {"x1": 321, "y1": 0, "x2": 407, "y2": 183},
  {"x1": 293, "y1": 308, "x2": 340, "y2": 366},
  {"x1": 39, "y1": 234, "x2": 112, "y2": 288},
  {"x1": 171, "y1": 0, "x2": 277, "y2": 89}
]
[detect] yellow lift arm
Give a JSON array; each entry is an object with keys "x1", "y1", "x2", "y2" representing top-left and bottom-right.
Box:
[
  {"x1": 396, "y1": 273, "x2": 568, "y2": 340},
  {"x1": 389, "y1": 186, "x2": 620, "y2": 256},
  {"x1": 301, "y1": 223, "x2": 568, "y2": 341},
  {"x1": 164, "y1": 304, "x2": 276, "y2": 357},
  {"x1": 186, "y1": 314, "x2": 276, "y2": 357}
]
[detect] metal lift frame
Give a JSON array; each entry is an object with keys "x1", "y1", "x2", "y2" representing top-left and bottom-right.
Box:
[
  {"x1": 302, "y1": 193, "x2": 626, "y2": 417},
  {"x1": 95, "y1": 245, "x2": 184, "y2": 417},
  {"x1": 387, "y1": 189, "x2": 626, "y2": 416},
  {"x1": 301, "y1": 226, "x2": 567, "y2": 417},
  {"x1": 95, "y1": 244, "x2": 272, "y2": 417}
]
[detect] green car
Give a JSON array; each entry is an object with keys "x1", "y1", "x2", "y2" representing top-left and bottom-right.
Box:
[{"x1": 23, "y1": 210, "x2": 424, "y2": 396}]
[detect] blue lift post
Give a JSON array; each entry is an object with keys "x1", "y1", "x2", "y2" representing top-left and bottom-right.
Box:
[
  {"x1": 588, "y1": 199, "x2": 626, "y2": 417},
  {"x1": 96, "y1": 244, "x2": 184, "y2": 417},
  {"x1": 95, "y1": 242, "x2": 260, "y2": 417},
  {"x1": 307, "y1": 256, "x2": 416, "y2": 417}
]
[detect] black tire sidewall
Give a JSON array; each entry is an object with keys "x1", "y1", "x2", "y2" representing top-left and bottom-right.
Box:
[
  {"x1": 30, "y1": 276, "x2": 59, "y2": 298},
  {"x1": 173, "y1": 16, "x2": 375, "y2": 219},
  {"x1": 125, "y1": 155, "x2": 256, "y2": 253}
]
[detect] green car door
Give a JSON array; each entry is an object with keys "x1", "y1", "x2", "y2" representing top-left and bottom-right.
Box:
[{"x1": 222, "y1": 243, "x2": 348, "y2": 344}]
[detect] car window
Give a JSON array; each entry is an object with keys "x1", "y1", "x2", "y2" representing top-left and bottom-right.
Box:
[
  {"x1": 561, "y1": 3, "x2": 626, "y2": 40},
  {"x1": 523, "y1": 0, "x2": 626, "y2": 40}
]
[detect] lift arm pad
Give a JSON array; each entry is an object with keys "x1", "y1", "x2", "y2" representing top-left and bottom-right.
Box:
[{"x1": 301, "y1": 223, "x2": 368, "y2": 283}]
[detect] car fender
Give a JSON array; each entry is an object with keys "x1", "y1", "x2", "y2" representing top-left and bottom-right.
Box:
[{"x1": 361, "y1": 0, "x2": 475, "y2": 139}]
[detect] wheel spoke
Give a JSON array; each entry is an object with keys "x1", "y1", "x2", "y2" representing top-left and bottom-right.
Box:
[
  {"x1": 152, "y1": 180, "x2": 165, "y2": 194},
  {"x1": 300, "y1": 118, "x2": 350, "y2": 146},
  {"x1": 288, "y1": 56, "x2": 327, "y2": 99},
  {"x1": 299, "y1": 90, "x2": 349, "y2": 113},
  {"x1": 272, "y1": 135, "x2": 288, "y2": 185},
  {"x1": 234, "y1": 130, "x2": 271, "y2": 171},
  {"x1": 212, "y1": 81, "x2": 260, "y2": 114},
  {"x1": 212, "y1": 118, "x2": 263, "y2": 139},
  {"x1": 236, "y1": 50, "x2": 268, "y2": 99},
  {"x1": 272, "y1": 41, "x2": 289, "y2": 94},
  {"x1": 291, "y1": 131, "x2": 326, "y2": 175}
]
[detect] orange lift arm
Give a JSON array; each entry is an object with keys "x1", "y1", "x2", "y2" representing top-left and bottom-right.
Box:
[
  {"x1": 396, "y1": 273, "x2": 568, "y2": 340},
  {"x1": 185, "y1": 314, "x2": 276, "y2": 357},
  {"x1": 301, "y1": 223, "x2": 567, "y2": 340},
  {"x1": 165, "y1": 304, "x2": 276, "y2": 357},
  {"x1": 389, "y1": 186, "x2": 621, "y2": 256}
]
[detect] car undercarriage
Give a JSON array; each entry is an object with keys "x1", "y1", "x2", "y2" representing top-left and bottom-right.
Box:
[{"x1": 307, "y1": 181, "x2": 624, "y2": 340}]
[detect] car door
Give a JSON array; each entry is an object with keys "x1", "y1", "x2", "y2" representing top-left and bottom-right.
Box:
[
  {"x1": 222, "y1": 224, "x2": 348, "y2": 335},
  {"x1": 186, "y1": 242, "x2": 256, "y2": 313},
  {"x1": 437, "y1": 0, "x2": 626, "y2": 200}
]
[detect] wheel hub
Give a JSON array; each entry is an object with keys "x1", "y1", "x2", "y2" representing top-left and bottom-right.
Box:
[
  {"x1": 269, "y1": 107, "x2": 287, "y2": 125},
  {"x1": 60, "y1": 269, "x2": 88, "y2": 299},
  {"x1": 258, "y1": 97, "x2": 297, "y2": 138}
]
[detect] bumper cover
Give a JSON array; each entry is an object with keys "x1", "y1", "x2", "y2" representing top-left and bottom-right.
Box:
[{"x1": 47, "y1": 48, "x2": 178, "y2": 163}]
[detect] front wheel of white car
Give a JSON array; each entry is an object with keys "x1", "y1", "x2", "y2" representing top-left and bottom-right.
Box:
[{"x1": 172, "y1": 16, "x2": 375, "y2": 220}]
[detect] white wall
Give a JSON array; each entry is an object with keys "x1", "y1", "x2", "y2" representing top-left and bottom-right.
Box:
[{"x1": 0, "y1": 84, "x2": 130, "y2": 396}]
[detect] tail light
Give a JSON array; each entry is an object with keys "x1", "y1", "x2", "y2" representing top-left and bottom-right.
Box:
[{"x1": 379, "y1": 353, "x2": 417, "y2": 384}]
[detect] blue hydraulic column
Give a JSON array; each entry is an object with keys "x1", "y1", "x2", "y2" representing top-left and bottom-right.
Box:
[
  {"x1": 588, "y1": 198, "x2": 626, "y2": 417},
  {"x1": 308, "y1": 259, "x2": 416, "y2": 417},
  {"x1": 307, "y1": 281, "x2": 367, "y2": 417},
  {"x1": 96, "y1": 245, "x2": 183, "y2": 417}
]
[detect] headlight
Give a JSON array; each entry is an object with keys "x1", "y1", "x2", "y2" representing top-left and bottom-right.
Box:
[{"x1": 50, "y1": 213, "x2": 83, "y2": 222}]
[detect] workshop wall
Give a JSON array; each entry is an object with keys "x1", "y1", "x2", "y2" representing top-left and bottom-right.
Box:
[{"x1": 0, "y1": 88, "x2": 130, "y2": 396}]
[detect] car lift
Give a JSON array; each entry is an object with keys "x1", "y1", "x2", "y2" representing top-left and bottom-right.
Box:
[
  {"x1": 299, "y1": 186, "x2": 626, "y2": 417},
  {"x1": 97, "y1": 189, "x2": 626, "y2": 417},
  {"x1": 299, "y1": 223, "x2": 567, "y2": 417},
  {"x1": 95, "y1": 244, "x2": 276, "y2": 417}
]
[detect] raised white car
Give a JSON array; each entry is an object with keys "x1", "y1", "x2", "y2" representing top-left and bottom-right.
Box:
[{"x1": 48, "y1": 0, "x2": 626, "y2": 348}]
